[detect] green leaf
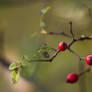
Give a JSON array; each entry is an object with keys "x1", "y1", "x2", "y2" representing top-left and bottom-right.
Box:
[
  {"x1": 21, "y1": 66, "x2": 31, "y2": 77},
  {"x1": 16, "y1": 71, "x2": 20, "y2": 83},
  {"x1": 40, "y1": 44, "x2": 54, "y2": 51},
  {"x1": 12, "y1": 70, "x2": 16, "y2": 79},
  {"x1": 41, "y1": 6, "x2": 51, "y2": 15},
  {"x1": 11, "y1": 70, "x2": 20, "y2": 84},
  {"x1": 9, "y1": 63, "x2": 16, "y2": 70}
]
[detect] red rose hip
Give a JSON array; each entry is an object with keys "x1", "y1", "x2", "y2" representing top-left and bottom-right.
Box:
[
  {"x1": 66, "y1": 73, "x2": 79, "y2": 83},
  {"x1": 58, "y1": 41, "x2": 67, "y2": 51},
  {"x1": 86, "y1": 55, "x2": 92, "y2": 65}
]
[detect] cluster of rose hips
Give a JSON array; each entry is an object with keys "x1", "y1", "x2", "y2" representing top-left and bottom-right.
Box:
[
  {"x1": 40, "y1": 4, "x2": 92, "y2": 84},
  {"x1": 58, "y1": 41, "x2": 92, "y2": 84}
]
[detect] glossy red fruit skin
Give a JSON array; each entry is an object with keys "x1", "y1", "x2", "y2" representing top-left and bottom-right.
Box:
[
  {"x1": 67, "y1": 73, "x2": 79, "y2": 83},
  {"x1": 58, "y1": 41, "x2": 67, "y2": 51},
  {"x1": 86, "y1": 55, "x2": 92, "y2": 65}
]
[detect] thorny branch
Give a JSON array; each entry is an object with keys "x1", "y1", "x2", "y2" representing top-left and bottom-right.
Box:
[
  {"x1": 33, "y1": 21, "x2": 92, "y2": 63},
  {"x1": 0, "y1": 4, "x2": 92, "y2": 87},
  {"x1": 35, "y1": 21, "x2": 92, "y2": 76}
]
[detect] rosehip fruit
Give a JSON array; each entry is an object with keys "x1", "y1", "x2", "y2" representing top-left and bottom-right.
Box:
[
  {"x1": 58, "y1": 41, "x2": 67, "y2": 51},
  {"x1": 66, "y1": 73, "x2": 79, "y2": 83},
  {"x1": 86, "y1": 55, "x2": 92, "y2": 65}
]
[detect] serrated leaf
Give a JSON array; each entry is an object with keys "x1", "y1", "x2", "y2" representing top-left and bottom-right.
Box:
[
  {"x1": 12, "y1": 70, "x2": 17, "y2": 79},
  {"x1": 9, "y1": 63, "x2": 16, "y2": 70},
  {"x1": 40, "y1": 6, "x2": 51, "y2": 15},
  {"x1": 11, "y1": 70, "x2": 20, "y2": 84},
  {"x1": 16, "y1": 71, "x2": 20, "y2": 83}
]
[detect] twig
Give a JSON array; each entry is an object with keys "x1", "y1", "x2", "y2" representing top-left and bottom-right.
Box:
[
  {"x1": 33, "y1": 21, "x2": 92, "y2": 62},
  {"x1": 78, "y1": 66, "x2": 91, "y2": 76},
  {"x1": 30, "y1": 50, "x2": 60, "y2": 62},
  {"x1": 69, "y1": 21, "x2": 75, "y2": 39},
  {"x1": 67, "y1": 48, "x2": 83, "y2": 60},
  {"x1": 47, "y1": 32, "x2": 72, "y2": 38},
  {"x1": 68, "y1": 35, "x2": 92, "y2": 48}
]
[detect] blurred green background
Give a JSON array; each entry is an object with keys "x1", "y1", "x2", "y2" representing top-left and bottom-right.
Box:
[{"x1": 0, "y1": 0, "x2": 92, "y2": 92}]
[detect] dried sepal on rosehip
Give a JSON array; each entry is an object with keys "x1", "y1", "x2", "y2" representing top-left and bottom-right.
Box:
[
  {"x1": 58, "y1": 41, "x2": 67, "y2": 51},
  {"x1": 66, "y1": 73, "x2": 79, "y2": 83}
]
